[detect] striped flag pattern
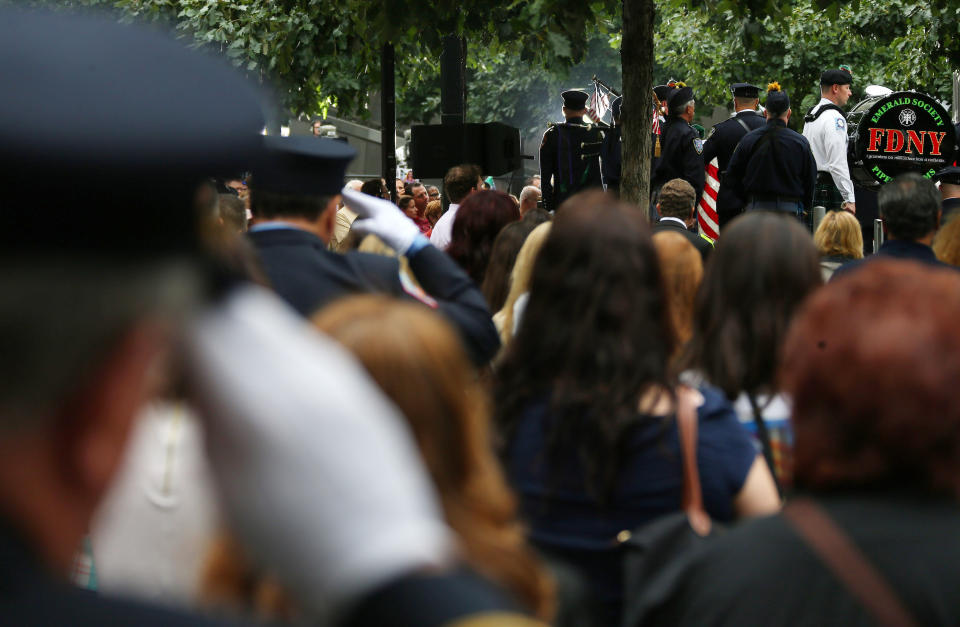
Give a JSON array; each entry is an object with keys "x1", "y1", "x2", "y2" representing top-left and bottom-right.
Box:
[
  {"x1": 589, "y1": 83, "x2": 610, "y2": 122},
  {"x1": 698, "y1": 158, "x2": 720, "y2": 241}
]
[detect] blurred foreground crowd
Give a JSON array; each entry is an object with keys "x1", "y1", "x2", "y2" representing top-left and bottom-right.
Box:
[{"x1": 5, "y1": 9, "x2": 960, "y2": 627}]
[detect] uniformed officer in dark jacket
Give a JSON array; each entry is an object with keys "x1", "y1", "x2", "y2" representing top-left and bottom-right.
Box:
[
  {"x1": 248, "y1": 136, "x2": 500, "y2": 365},
  {"x1": 601, "y1": 96, "x2": 623, "y2": 196},
  {"x1": 651, "y1": 83, "x2": 678, "y2": 174},
  {"x1": 725, "y1": 83, "x2": 817, "y2": 222},
  {"x1": 932, "y1": 166, "x2": 960, "y2": 223},
  {"x1": 702, "y1": 83, "x2": 766, "y2": 229},
  {"x1": 540, "y1": 89, "x2": 605, "y2": 211},
  {"x1": 651, "y1": 85, "x2": 705, "y2": 207}
]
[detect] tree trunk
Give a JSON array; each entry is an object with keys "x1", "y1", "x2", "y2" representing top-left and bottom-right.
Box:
[{"x1": 621, "y1": 0, "x2": 655, "y2": 215}]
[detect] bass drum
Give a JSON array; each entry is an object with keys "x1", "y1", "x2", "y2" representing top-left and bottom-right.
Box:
[{"x1": 847, "y1": 90, "x2": 956, "y2": 187}]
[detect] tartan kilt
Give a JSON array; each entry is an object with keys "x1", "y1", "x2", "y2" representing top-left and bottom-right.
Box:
[{"x1": 814, "y1": 173, "x2": 845, "y2": 212}]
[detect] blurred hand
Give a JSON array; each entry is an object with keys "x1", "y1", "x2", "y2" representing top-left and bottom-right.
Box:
[
  {"x1": 342, "y1": 187, "x2": 421, "y2": 255},
  {"x1": 185, "y1": 286, "x2": 451, "y2": 620},
  {"x1": 842, "y1": 201, "x2": 856, "y2": 214}
]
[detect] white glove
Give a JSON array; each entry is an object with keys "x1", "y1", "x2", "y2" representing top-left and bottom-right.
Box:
[
  {"x1": 183, "y1": 285, "x2": 452, "y2": 620},
  {"x1": 342, "y1": 187, "x2": 422, "y2": 255}
]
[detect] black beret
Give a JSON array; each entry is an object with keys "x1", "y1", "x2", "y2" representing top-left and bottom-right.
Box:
[
  {"x1": 0, "y1": 9, "x2": 267, "y2": 258},
  {"x1": 668, "y1": 86, "x2": 695, "y2": 113},
  {"x1": 731, "y1": 83, "x2": 760, "y2": 98},
  {"x1": 820, "y1": 68, "x2": 853, "y2": 86},
  {"x1": 561, "y1": 90, "x2": 590, "y2": 109},
  {"x1": 932, "y1": 166, "x2": 960, "y2": 186},
  {"x1": 253, "y1": 136, "x2": 357, "y2": 196},
  {"x1": 610, "y1": 96, "x2": 623, "y2": 119}
]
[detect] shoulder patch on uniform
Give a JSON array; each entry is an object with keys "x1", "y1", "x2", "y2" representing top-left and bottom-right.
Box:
[
  {"x1": 835, "y1": 117, "x2": 846, "y2": 131},
  {"x1": 693, "y1": 138, "x2": 704, "y2": 154}
]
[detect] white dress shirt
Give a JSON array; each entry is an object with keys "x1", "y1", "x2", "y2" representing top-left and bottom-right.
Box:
[
  {"x1": 802, "y1": 97, "x2": 856, "y2": 203},
  {"x1": 429, "y1": 202, "x2": 459, "y2": 250}
]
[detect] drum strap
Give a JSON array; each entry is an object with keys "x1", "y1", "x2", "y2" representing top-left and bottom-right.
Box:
[{"x1": 804, "y1": 103, "x2": 845, "y2": 123}]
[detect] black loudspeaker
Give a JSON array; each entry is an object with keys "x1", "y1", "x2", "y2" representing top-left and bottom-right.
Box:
[{"x1": 410, "y1": 122, "x2": 520, "y2": 178}]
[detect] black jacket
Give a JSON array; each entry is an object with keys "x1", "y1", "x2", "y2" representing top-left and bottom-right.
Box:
[
  {"x1": 652, "y1": 116, "x2": 706, "y2": 206},
  {"x1": 725, "y1": 119, "x2": 817, "y2": 211},
  {"x1": 0, "y1": 518, "x2": 234, "y2": 626},
  {"x1": 832, "y1": 239, "x2": 957, "y2": 280},
  {"x1": 652, "y1": 218, "x2": 713, "y2": 262},
  {"x1": 540, "y1": 117, "x2": 605, "y2": 211},
  {"x1": 702, "y1": 111, "x2": 766, "y2": 217},
  {"x1": 250, "y1": 227, "x2": 500, "y2": 365}
]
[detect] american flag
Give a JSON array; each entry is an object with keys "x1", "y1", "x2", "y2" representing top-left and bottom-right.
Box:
[
  {"x1": 589, "y1": 82, "x2": 610, "y2": 122},
  {"x1": 698, "y1": 158, "x2": 720, "y2": 241}
]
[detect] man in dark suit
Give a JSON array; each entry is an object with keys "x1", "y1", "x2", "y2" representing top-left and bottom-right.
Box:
[
  {"x1": 248, "y1": 136, "x2": 500, "y2": 365},
  {"x1": 653, "y1": 178, "x2": 714, "y2": 261},
  {"x1": 539, "y1": 89, "x2": 605, "y2": 211},
  {"x1": 702, "y1": 83, "x2": 766, "y2": 229},
  {"x1": 834, "y1": 172, "x2": 953, "y2": 278},
  {"x1": 652, "y1": 85, "x2": 706, "y2": 208}
]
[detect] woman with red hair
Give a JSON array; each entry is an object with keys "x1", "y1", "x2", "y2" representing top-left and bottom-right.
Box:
[
  {"x1": 653, "y1": 260, "x2": 960, "y2": 625},
  {"x1": 446, "y1": 190, "x2": 520, "y2": 285}
]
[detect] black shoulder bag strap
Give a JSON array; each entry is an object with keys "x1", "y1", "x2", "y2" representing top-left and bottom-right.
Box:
[
  {"x1": 735, "y1": 116, "x2": 752, "y2": 134},
  {"x1": 804, "y1": 103, "x2": 845, "y2": 123},
  {"x1": 746, "y1": 393, "x2": 782, "y2": 498},
  {"x1": 784, "y1": 499, "x2": 919, "y2": 627}
]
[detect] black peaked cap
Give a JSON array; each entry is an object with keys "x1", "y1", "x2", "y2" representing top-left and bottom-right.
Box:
[{"x1": 254, "y1": 136, "x2": 357, "y2": 196}]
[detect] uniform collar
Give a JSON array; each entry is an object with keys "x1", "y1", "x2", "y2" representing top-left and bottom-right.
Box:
[
  {"x1": 564, "y1": 116, "x2": 585, "y2": 124},
  {"x1": 767, "y1": 118, "x2": 787, "y2": 128}
]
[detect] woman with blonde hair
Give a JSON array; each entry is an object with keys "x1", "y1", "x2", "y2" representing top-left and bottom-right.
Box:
[
  {"x1": 652, "y1": 231, "x2": 703, "y2": 352},
  {"x1": 313, "y1": 296, "x2": 554, "y2": 621},
  {"x1": 813, "y1": 210, "x2": 863, "y2": 280},
  {"x1": 933, "y1": 215, "x2": 960, "y2": 266},
  {"x1": 493, "y1": 221, "x2": 552, "y2": 347}
]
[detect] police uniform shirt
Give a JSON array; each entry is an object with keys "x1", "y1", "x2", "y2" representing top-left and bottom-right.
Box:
[
  {"x1": 652, "y1": 115, "x2": 706, "y2": 203},
  {"x1": 539, "y1": 116, "x2": 604, "y2": 211},
  {"x1": 802, "y1": 98, "x2": 855, "y2": 203},
  {"x1": 725, "y1": 118, "x2": 818, "y2": 210},
  {"x1": 702, "y1": 110, "x2": 766, "y2": 211}
]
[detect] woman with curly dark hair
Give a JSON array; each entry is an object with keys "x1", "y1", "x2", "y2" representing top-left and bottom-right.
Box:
[
  {"x1": 495, "y1": 191, "x2": 778, "y2": 626},
  {"x1": 446, "y1": 190, "x2": 520, "y2": 285}
]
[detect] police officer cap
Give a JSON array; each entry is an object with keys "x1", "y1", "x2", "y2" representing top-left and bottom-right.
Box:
[
  {"x1": 0, "y1": 9, "x2": 267, "y2": 257},
  {"x1": 254, "y1": 136, "x2": 357, "y2": 196},
  {"x1": 932, "y1": 166, "x2": 960, "y2": 186},
  {"x1": 667, "y1": 86, "x2": 695, "y2": 113},
  {"x1": 611, "y1": 96, "x2": 623, "y2": 119},
  {"x1": 654, "y1": 84, "x2": 677, "y2": 104},
  {"x1": 731, "y1": 83, "x2": 761, "y2": 98},
  {"x1": 765, "y1": 82, "x2": 790, "y2": 115},
  {"x1": 820, "y1": 68, "x2": 853, "y2": 86},
  {"x1": 561, "y1": 90, "x2": 590, "y2": 110}
]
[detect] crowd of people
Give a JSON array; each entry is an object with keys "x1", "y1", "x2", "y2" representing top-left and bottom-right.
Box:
[{"x1": 7, "y1": 7, "x2": 960, "y2": 627}]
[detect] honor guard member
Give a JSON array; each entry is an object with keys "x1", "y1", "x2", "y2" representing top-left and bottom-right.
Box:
[
  {"x1": 601, "y1": 96, "x2": 623, "y2": 196},
  {"x1": 248, "y1": 137, "x2": 500, "y2": 366},
  {"x1": 932, "y1": 166, "x2": 960, "y2": 223},
  {"x1": 651, "y1": 84, "x2": 705, "y2": 208},
  {"x1": 651, "y1": 83, "x2": 678, "y2": 172},
  {"x1": 725, "y1": 83, "x2": 817, "y2": 222},
  {"x1": 702, "y1": 83, "x2": 766, "y2": 229},
  {"x1": 803, "y1": 67, "x2": 856, "y2": 214},
  {"x1": 539, "y1": 89, "x2": 605, "y2": 212}
]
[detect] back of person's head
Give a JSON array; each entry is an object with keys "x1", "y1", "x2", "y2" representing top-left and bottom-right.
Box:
[
  {"x1": 481, "y1": 220, "x2": 541, "y2": 313},
  {"x1": 360, "y1": 178, "x2": 385, "y2": 198},
  {"x1": 312, "y1": 296, "x2": 554, "y2": 620},
  {"x1": 652, "y1": 231, "x2": 703, "y2": 350},
  {"x1": 218, "y1": 193, "x2": 248, "y2": 234},
  {"x1": 250, "y1": 187, "x2": 333, "y2": 221},
  {"x1": 496, "y1": 191, "x2": 674, "y2": 499},
  {"x1": 879, "y1": 172, "x2": 941, "y2": 240},
  {"x1": 446, "y1": 190, "x2": 520, "y2": 284},
  {"x1": 345, "y1": 179, "x2": 363, "y2": 192},
  {"x1": 444, "y1": 164, "x2": 482, "y2": 204},
  {"x1": 783, "y1": 261, "x2": 960, "y2": 496},
  {"x1": 424, "y1": 199, "x2": 443, "y2": 226},
  {"x1": 813, "y1": 210, "x2": 863, "y2": 260},
  {"x1": 658, "y1": 178, "x2": 696, "y2": 220},
  {"x1": 686, "y1": 212, "x2": 822, "y2": 399},
  {"x1": 933, "y1": 215, "x2": 960, "y2": 266},
  {"x1": 495, "y1": 222, "x2": 552, "y2": 346},
  {"x1": 519, "y1": 185, "x2": 540, "y2": 209}
]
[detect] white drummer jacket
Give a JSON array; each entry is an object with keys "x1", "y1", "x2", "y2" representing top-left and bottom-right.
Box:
[{"x1": 802, "y1": 97, "x2": 856, "y2": 204}]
